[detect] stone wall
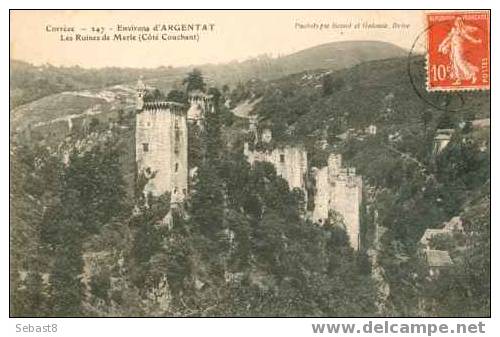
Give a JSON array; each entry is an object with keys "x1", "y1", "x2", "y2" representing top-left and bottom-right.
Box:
[
  {"x1": 187, "y1": 91, "x2": 214, "y2": 123},
  {"x1": 311, "y1": 166, "x2": 329, "y2": 221},
  {"x1": 136, "y1": 102, "x2": 188, "y2": 202},
  {"x1": 244, "y1": 143, "x2": 308, "y2": 197},
  {"x1": 312, "y1": 154, "x2": 362, "y2": 250},
  {"x1": 330, "y1": 174, "x2": 362, "y2": 251}
]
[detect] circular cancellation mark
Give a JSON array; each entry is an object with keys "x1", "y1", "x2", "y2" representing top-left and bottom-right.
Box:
[{"x1": 406, "y1": 22, "x2": 487, "y2": 113}]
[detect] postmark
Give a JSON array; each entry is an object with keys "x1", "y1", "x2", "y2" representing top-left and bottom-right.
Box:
[
  {"x1": 426, "y1": 11, "x2": 490, "y2": 91},
  {"x1": 408, "y1": 28, "x2": 474, "y2": 113}
]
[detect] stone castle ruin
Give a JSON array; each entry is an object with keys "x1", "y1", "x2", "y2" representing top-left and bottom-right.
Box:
[
  {"x1": 135, "y1": 79, "x2": 216, "y2": 204},
  {"x1": 135, "y1": 79, "x2": 189, "y2": 203},
  {"x1": 187, "y1": 90, "x2": 214, "y2": 125},
  {"x1": 243, "y1": 124, "x2": 309, "y2": 199},
  {"x1": 311, "y1": 154, "x2": 363, "y2": 250},
  {"x1": 243, "y1": 117, "x2": 363, "y2": 250},
  {"x1": 17, "y1": 77, "x2": 363, "y2": 250}
]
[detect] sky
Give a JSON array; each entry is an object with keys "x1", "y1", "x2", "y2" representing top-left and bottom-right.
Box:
[{"x1": 10, "y1": 10, "x2": 427, "y2": 69}]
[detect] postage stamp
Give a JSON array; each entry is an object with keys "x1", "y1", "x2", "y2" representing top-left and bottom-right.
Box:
[{"x1": 426, "y1": 11, "x2": 490, "y2": 91}]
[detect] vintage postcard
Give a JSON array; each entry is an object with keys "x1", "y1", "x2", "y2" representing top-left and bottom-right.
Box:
[{"x1": 9, "y1": 10, "x2": 490, "y2": 319}]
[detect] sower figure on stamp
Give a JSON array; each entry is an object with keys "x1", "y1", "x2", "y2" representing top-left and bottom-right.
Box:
[{"x1": 438, "y1": 17, "x2": 482, "y2": 85}]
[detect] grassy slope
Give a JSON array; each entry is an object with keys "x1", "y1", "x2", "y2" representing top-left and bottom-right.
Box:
[{"x1": 11, "y1": 40, "x2": 406, "y2": 110}]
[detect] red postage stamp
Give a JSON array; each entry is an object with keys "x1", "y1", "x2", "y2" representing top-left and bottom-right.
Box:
[{"x1": 426, "y1": 11, "x2": 490, "y2": 91}]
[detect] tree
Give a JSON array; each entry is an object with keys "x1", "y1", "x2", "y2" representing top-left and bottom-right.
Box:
[
  {"x1": 190, "y1": 165, "x2": 224, "y2": 237},
  {"x1": 127, "y1": 191, "x2": 170, "y2": 290},
  {"x1": 207, "y1": 87, "x2": 222, "y2": 108},
  {"x1": 437, "y1": 110, "x2": 455, "y2": 129},
  {"x1": 12, "y1": 131, "x2": 130, "y2": 317},
  {"x1": 89, "y1": 117, "x2": 100, "y2": 133},
  {"x1": 89, "y1": 269, "x2": 111, "y2": 303},
  {"x1": 10, "y1": 142, "x2": 52, "y2": 316},
  {"x1": 61, "y1": 138, "x2": 127, "y2": 235},
  {"x1": 167, "y1": 89, "x2": 187, "y2": 104},
  {"x1": 164, "y1": 229, "x2": 192, "y2": 296},
  {"x1": 322, "y1": 74, "x2": 335, "y2": 96},
  {"x1": 50, "y1": 219, "x2": 84, "y2": 317},
  {"x1": 20, "y1": 269, "x2": 48, "y2": 316},
  {"x1": 143, "y1": 88, "x2": 166, "y2": 102},
  {"x1": 183, "y1": 69, "x2": 205, "y2": 93}
]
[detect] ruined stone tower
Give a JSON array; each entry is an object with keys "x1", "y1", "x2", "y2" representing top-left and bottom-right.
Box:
[
  {"x1": 312, "y1": 154, "x2": 362, "y2": 250},
  {"x1": 135, "y1": 80, "x2": 188, "y2": 203},
  {"x1": 242, "y1": 116, "x2": 362, "y2": 249},
  {"x1": 187, "y1": 90, "x2": 214, "y2": 125}
]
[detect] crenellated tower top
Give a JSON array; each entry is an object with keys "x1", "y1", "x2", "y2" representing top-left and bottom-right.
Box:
[{"x1": 187, "y1": 90, "x2": 214, "y2": 122}]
